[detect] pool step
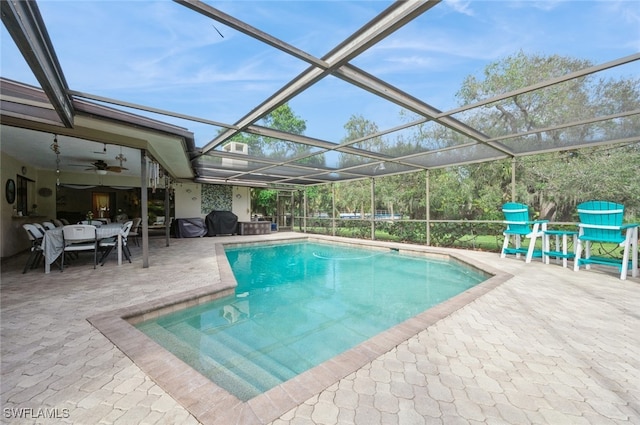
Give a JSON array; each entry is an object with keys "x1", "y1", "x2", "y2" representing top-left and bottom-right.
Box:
[
  {"x1": 208, "y1": 326, "x2": 305, "y2": 381},
  {"x1": 138, "y1": 321, "x2": 266, "y2": 401},
  {"x1": 170, "y1": 322, "x2": 294, "y2": 399}
]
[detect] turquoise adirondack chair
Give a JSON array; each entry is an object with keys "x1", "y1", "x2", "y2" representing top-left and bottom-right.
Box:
[
  {"x1": 573, "y1": 200, "x2": 639, "y2": 280},
  {"x1": 500, "y1": 203, "x2": 548, "y2": 263}
]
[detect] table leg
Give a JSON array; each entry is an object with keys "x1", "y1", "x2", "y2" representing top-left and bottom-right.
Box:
[
  {"x1": 543, "y1": 234, "x2": 550, "y2": 264},
  {"x1": 117, "y1": 234, "x2": 122, "y2": 266},
  {"x1": 632, "y1": 227, "x2": 638, "y2": 278}
]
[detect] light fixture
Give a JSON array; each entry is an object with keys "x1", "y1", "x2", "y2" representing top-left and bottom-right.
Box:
[
  {"x1": 95, "y1": 169, "x2": 108, "y2": 175},
  {"x1": 50, "y1": 134, "x2": 61, "y2": 186}
]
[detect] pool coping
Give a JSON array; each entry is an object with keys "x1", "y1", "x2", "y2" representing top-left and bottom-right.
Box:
[{"x1": 87, "y1": 235, "x2": 512, "y2": 425}]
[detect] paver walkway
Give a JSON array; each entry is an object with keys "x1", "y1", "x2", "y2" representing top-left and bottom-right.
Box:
[{"x1": 1, "y1": 233, "x2": 639, "y2": 424}]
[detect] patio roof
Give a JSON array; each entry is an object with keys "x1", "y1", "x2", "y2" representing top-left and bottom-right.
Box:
[{"x1": 1, "y1": 1, "x2": 639, "y2": 187}]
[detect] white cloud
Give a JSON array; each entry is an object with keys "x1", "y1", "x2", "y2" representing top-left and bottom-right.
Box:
[{"x1": 443, "y1": 0, "x2": 475, "y2": 16}]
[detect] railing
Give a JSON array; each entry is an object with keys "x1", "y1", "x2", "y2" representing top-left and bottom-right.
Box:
[
  {"x1": 295, "y1": 217, "x2": 507, "y2": 250},
  {"x1": 293, "y1": 217, "x2": 630, "y2": 257}
]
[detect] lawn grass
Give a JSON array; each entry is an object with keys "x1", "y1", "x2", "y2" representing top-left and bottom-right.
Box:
[{"x1": 301, "y1": 225, "x2": 626, "y2": 259}]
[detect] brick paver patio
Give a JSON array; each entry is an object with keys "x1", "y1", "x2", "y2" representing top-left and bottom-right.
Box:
[{"x1": 1, "y1": 233, "x2": 638, "y2": 424}]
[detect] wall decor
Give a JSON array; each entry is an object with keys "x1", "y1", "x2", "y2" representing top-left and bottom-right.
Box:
[
  {"x1": 5, "y1": 179, "x2": 16, "y2": 204},
  {"x1": 201, "y1": 185, "x2": 232, "y2": 212},
  {"x1": 38, "y1": 187, "x2": 53, "y2": 197}
]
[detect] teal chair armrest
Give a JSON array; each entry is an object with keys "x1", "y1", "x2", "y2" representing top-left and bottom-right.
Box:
[{"x1": 621, "y1": 223, "x2": 639, "y2": 230}]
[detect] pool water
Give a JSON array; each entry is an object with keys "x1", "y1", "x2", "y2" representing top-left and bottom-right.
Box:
[{"x1": 136, "y1": 241, "x2": 486, "y2": 401}]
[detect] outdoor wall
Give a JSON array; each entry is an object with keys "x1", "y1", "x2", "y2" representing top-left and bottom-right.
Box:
[
  {"x1": 1, "y1": 151, "x2": 57, "y2": 258},
  {"x1": 173, "y1": 183, "x2": 250, "y2": 222},
  {"x1": 173, "y1": 182, "x2": 202, "y2": 219}
]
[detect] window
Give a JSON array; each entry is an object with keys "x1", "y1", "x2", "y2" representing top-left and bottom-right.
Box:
[{"x1": 16, "y1": 175, "x2": 35, "y2": 216}]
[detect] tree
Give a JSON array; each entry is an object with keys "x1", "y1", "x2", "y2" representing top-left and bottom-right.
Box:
[
  {"x1": 521, "y1": 144, "x2": 640, "y2": 220},
  {"x1": 455, "y1": 51, "x2": 640, "y2": 220},
  {"x1": 227, "y1": 103, "x2": 323, "y2": 164},
  {"x1": 242, "y1": 103, "x2": 319, "y2": 215},
  {"x1": 252, "y1": 188, "x2": 277, "y2": 217},
  {"x1": 338, "y1": 114, "x2": 383, "y2": 168}
]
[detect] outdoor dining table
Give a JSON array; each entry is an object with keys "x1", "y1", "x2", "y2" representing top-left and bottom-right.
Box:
[{"x1": 42, "y1": 223, "x2": 125, "y2": 273}]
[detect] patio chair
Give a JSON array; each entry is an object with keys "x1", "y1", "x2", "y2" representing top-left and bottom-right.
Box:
[
  {"x1": 573, "y1": 200, "x2": 639, "y2": 280},
  {"x1": 98, "y1": 220, "x2": 133, "y2": 266},
  {"x1": 42, "y1": 221, "x2": 56, "y2": 230},
  {"x1": 61, "y1": 225, "x2": 98, "y2": 271},
  {"x1": 128, "y1": 217, "x2": 142, "y2": 246},
  {"x1": 33, "y1": 222, "x2": 47, "y2": 234},
  {"x1": 22, "y1": 223, "x2": 44, "y2": 273},
  {"x1": 500, "y1": 202, "x2": 548, "y2": 263}
]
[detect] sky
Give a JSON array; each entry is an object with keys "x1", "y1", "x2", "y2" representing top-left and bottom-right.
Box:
[{"x1": 2, "y1": 0, "x2": 639, "y2": 149}]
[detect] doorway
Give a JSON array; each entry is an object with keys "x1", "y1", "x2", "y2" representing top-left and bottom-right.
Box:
[
  {"x1": 276, "y1": 190, "x2": 294, "y2": 231},
  {"x1": 92, "y1": 192, "x2": 115, "y2": 219}
]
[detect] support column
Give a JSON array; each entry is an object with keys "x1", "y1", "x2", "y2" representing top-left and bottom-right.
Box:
[
  {"x1": 511, "y1": 157, "x2": 516, "y2": 202},
  {"x1": 163, "y1": 176, "x2": 170, "y2": 247},
  {"x1": 426, "y1": 169, "x2": 430, "y2": 246},
  {"x1": 290, "y1": 191, "x2": 294, "y2": 230},
  {"x1": 371, "y1": 178, "x2": 375, "y2": 240},
  {"x1": 141, "y1": 149, "x2": 149, "y2": 268},
  {"x1": 303, "y1": 189, "x2": 307, "y2": 233},
  {"x1": 331, "y1": 183, "x2": 336, "y2": 237}
]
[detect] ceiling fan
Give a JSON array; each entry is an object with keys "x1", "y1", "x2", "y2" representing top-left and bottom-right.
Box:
[{"x1": 85, "y1": 159, "x2": 128, "y2": 173}]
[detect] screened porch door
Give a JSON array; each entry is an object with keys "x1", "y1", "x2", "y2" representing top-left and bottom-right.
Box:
[{"x1": 276, "y1": 190, "x2": 294, "y2": 231}]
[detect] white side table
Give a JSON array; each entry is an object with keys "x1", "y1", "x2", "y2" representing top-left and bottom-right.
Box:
[{"x1": 543, "y1": 229, "x2": 578, "y2": 268}]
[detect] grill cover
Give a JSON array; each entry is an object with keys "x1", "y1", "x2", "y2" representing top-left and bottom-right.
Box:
[
  {"x1": 174, "y1": 218, "x2": 207, "y2": 238},
  {"x1": 206, "y1": 210, "x2": 238, "y2": 236}
]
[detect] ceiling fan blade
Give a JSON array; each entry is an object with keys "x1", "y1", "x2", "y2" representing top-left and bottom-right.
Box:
[{"x1": 106, "y1": 166, "x2": 122, "y2": 173}]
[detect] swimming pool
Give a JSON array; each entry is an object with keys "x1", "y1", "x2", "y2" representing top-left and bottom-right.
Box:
[{"x1": 135, "y1": 240, "x2": 487, "y2": 401}]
